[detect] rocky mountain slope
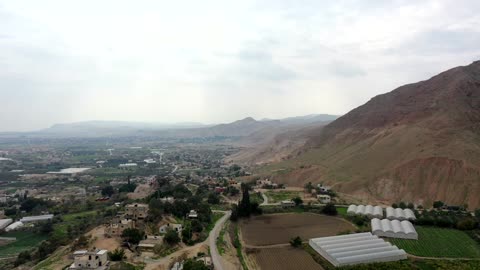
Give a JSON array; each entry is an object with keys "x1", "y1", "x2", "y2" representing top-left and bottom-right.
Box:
[{"x1": 259, "y1": 61, "x2": 480, "y2": 208}]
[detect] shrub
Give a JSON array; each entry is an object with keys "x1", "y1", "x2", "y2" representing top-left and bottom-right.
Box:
[
  {"x1": 289, "y1": 236, "x2": 302, "y2": 248},
  {"x1": 456, "y1": 218, "x2": 478, "y2": 230},
  {"x1": 164, "y1": 229, "x2": 180, "y2": 245},
  {"x1": 322, "y1": 203, "x2": 337, "y2": 216},
  {"x1": 108, "y1": 248, "x2": 125, "y2": 261}
]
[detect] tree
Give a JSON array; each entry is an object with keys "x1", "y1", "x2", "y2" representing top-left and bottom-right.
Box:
[
  {"x1": 183, "y1": 258, "x2": 209, "y2": 270},
  {"x1": 398, "y1": 202, "x2": 407, "y2": 209},
  {"x1": 322, "y1": 203, "x2": 338, "y2": 216},
  {"x1": 475, "y1": 209, "x2": 480, "y2": 220},
  {"x1": 40, "y1": 221, "x2": 53, "y2": 235},
  {"x1": 14, "y1": 250, "x2": 32, "y2": 266},
  {"x1": 101, "y1": 185, "x2": 115, "y2": 197},
  {"x1": 191, "y1": 220, "x2": 203, "y2": 233},
  {"x1": 207, "y1": 193, "x2": 220, "y2": 204},
  {"x1": 304, "y1": 182, "x2": 314, "y2": 193},
  {"x1": 238, "y1": 183, "x2": 252, "y2": 218},
  {"x1": 164, "y1": 229, "x2": 180, "y2": 245},
  {"x1": 292, "y1": 197, "x2": 303, "y2": 206},
  {"x1": 289, "y1": 236, "x2": 302, "y2": 248},
  {"x1": 391, "y1": 203, "x2": 398, "y2": 208},
  {"x1": 433, "y1": 201, "x2": 444, "y2": 209},
  {"x1": 121, "y1": 228, "x2": 144, "y2": 245},
  {"x1": 182, "y1": 223, "x2": 193, "y2": 243},
  {"x1": 456, "y1": 218, "x2": 478, "y2": 230},
  {"x1": 407, "y1": 203, "x2": 415, "y2": 209},
  {"x1": 119, "y1": 183, "x2": 137, "y2": 193},
  {"x1": 108, "y1": 248, "x2": 125, "y2": 261}
]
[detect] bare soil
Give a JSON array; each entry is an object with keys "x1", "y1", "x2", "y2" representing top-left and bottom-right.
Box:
[
  {"x1": 251, "y1": 246, "x2": 324, "y2": 270},
  {"x1": 240, "y1": 213, "x2": 355, "y2": 246}
]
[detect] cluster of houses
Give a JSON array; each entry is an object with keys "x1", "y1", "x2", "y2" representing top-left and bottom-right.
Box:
[{"x1": 105, "y1": 203, "x2": 149, "y2": 237}]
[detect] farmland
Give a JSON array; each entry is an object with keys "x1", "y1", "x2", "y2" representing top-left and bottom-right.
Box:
[
  {"x1": 0, "y1": 231, "x2": 48, "y2": 258},
  {"x1": 240, "y1": 213, "x2": 355, "y2": 246},
  {"x1": 264, "y1": 190, "x2": 301, "y2": 203},
  {"x1": 389, "y1": 227, "x2": 480, "y2": 258},
  {"x1": 251, "y1": 246, "x2": 324, "y2": 270}
]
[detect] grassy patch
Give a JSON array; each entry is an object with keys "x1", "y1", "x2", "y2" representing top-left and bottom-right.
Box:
[
  {"x1": 389, "y1": 226, "x2": 480, "y2": 258},
  {"x1": 205, "y1": 212, "x2": 225, "y2": 233},
  {"x1": 0, "y1": 231, "x2": 48, "y2": 258},
  {"x1": 250, "y1": 192, "x2": 264, "y2": 204},
  {"x1": 53, "y1": 210, "x2": 98, "y2": 239},
  {"x1": 265, "y1": 190, "x2": 300, "y2": 203},
  {"x1": 233, "y1": 223, "x2": 248, "y2": 270},
  {"x1": 336, "y1": 206, "x2": 347, "y2": 216},
  {"x1": 216, "y1": 221, "x2": 228, "y2": 255}
]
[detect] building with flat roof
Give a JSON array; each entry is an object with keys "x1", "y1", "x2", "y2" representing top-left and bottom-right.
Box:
[
  {"x1": 125, "y1": 203, "x2": 149, "y2": 220},
  {"x1": 68, "y1": 249, "x2": 109, "y2": 270},
  {"x1": 105, "y1": 218, "x2": 134, "y2": 237}
]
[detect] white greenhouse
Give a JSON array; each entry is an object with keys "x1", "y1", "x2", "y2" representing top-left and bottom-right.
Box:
[
  {"x1": 0, "y1": 218, "x2": 13, "y2": 230},
  {"x1": 19, "y1": 214, "x2": 54, "y2": 223},
  {"x1": 309, "y1": 232, "x2": 407, "y2": 267},
  {"x1": 386, "y1": 207, "x2": 416, "y2": 221},
  {"x1": 371, "y1": 218, "x2": 418, "y2": 240},
  {"x1": 347, "y1": 204, "x2": 384, "y2": 219},
  {"x1": 5, "y1": 221, "x2": 24, "y2": 231}
]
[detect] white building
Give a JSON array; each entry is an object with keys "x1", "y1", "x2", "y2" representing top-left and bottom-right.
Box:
[
  {"x1": 309, "y1": 232, "x2": 407, "y2": 267},
  {"x1": 317, "y1": 194, "x2": 331, "y2": 204},
  {"x1": 188, "y1": 210, "x2": 198, "y2": 219},
  {"x1": 160, "y1": 223, "x2": 183, "y2": 234},
  {"x1": 281, "y1": 200, "x2": 296, "y2": 207},
  {"x1": 371, "y1": 218, "x2": 418, "y2": 240},
  {"x1": 68, "y1": 249, "x2": 109, "y2": 270}
]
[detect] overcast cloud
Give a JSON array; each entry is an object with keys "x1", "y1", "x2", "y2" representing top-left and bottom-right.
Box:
[{"x1": 0, "y1": 0, "x2": 479, "y2": 131}]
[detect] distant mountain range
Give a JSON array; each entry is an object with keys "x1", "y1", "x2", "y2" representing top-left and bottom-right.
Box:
[
  {"x1": 237, "y1": 61, "x2": 480, "y2": 208},
  {"x1": 0, "y1": 114, "x2": 338, "y2": 138}
]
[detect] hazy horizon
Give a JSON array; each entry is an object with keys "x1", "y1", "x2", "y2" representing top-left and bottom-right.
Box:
[{"x1": 1, "y1": 0, "x2": 480, "y2": 131}]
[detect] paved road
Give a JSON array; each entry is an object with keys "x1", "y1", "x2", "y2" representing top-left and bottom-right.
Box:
[{"x1": 209, "y1": 210, "x2": 231, "y2": 270}]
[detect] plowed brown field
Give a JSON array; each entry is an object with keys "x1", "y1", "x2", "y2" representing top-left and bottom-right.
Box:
[
  {"x1": 240, "y1": 213, "x2": 355, "y2": 246},
  {"x1": 252, "y1": 246, "x2": 324, "y2": 270}
]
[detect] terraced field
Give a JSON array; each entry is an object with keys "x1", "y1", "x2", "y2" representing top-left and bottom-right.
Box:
[{"x1": 389, "y1": 227, "x2": 480, "y2": 258}]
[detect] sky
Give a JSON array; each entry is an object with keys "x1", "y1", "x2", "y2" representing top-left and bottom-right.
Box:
[{"x1": 1, "y1": 0, "x2": 480, "y2": 131}]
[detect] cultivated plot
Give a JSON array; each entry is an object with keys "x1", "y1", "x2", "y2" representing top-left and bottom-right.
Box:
[
  {"x1": 251, "y1": 246, "x2": 324, "y2": 270},
  {"x1": 389, "y1": 226, "x2": 480, "y2": 258},
  {"x1": 240, "y1": 213, "x2": 355, "y2": 246}
]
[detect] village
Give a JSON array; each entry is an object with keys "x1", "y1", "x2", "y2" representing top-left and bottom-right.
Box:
[{"x1": 1, "y1": 140, "x2": 480, "y2": 270}]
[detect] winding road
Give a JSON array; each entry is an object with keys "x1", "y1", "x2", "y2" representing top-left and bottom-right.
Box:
[{"x1": 210, "y1": 210, "x2": 231, "y2": 270}]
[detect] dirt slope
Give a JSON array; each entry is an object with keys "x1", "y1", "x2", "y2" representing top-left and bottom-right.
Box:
[{"x1": 259, "y1": 61, "x2": 480, "y2": 208}]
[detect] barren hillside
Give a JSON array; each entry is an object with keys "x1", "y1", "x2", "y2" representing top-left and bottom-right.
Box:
[{"x1": 257, "y1": 61, "x2": 480, "y2": 208}]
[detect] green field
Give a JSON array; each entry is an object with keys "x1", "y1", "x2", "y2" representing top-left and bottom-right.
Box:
[
  {"x1": 389, "y1": 227, "x2": 480, "y2": 258},
  {"x1": 336, "y1": 206, "x2": 347, "y2": 216},
  {"x1": 265, "y1": 190, "x2": 301, "y2": 203},
  {"x1": 0, "y1": 231, "x2": 48, "y2": 258},
  {"x1": 250, "y1": 192, "x2": 264, "y2": 204},
  {"x1": 53, "y1": 210, "x2": 98, "y2": 239}
]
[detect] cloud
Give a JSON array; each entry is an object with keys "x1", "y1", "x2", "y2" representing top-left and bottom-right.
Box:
[{"x1": 0, "y1": 0, "x2": 479, "y2": 131}]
